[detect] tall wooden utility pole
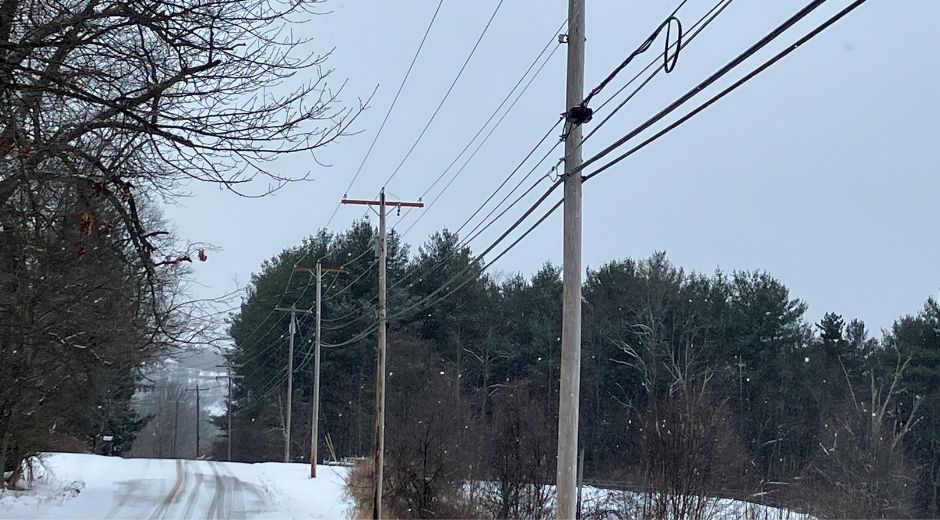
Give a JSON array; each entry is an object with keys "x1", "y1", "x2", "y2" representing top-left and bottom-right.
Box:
[
  {"x1": 557, "y1": 0, "x2": 586, "y2": 517},
  {"x1": 341, "y1": 190, "x2": 423, "y2": 519},
  {"x1": 294, "y1": 263, "x2": 345, "y2": 478},
  {"x1": 275, "y1": 303, "x2": 313, "y2": 463}
]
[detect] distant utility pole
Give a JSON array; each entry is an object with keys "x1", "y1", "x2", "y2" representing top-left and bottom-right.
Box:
[
  {"x1": 275, "y1": 303, "x2": 313, "y2": 463},
  {"x1": 173, "y1": 399, "x2": 180, "y2": 458},
  {"x1": 217, "y1": 362, "x2": 244, "y2": 462},
  {"x1": 341, "y1": 189, "x2": 423, "y2": 519},
  {"x1": 295, "y1": 263, "x2": 345, "y2": 479},
  {"x1": 187, "y1": 385, "x2": 207, "y2": 459},
  {"x1": 557, "y1": 0, "x2": 586, "y2": 517}
]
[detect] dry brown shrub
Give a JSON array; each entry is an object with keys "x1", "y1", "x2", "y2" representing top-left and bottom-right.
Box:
[
  {"x1": 344, "y1": 458, "x2": 478, "y2": 519},
  {"x1": 344, "y1": 459, "x2": 387, "y2": 519}
]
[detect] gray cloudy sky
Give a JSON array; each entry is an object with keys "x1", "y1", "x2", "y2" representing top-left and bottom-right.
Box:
[{"x1": 165, "y1": 0, "x2": 940, "y2": 334}]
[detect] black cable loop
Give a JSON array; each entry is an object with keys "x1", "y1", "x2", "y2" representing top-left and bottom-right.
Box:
[
  {"x1": 577, "y1": 14, "x2": 685, "y2": 118},
  {"x1": 664, "y1": 16, "x2": 682, "y2": 73}
]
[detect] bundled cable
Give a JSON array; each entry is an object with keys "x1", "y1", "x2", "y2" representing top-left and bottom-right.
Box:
[{"x1": 572, "y1": 4, "x2": 687, "y2": 127}]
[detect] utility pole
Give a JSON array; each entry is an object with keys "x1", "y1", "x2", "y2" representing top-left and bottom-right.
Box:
[
  {"x1": 227, "y1": 374, "x2": 233, "y2": 461},
  {"x1": 274, "y1": 303, "x2": 314, "y2": 463},
  {"x1": 557, "y1": 0, "x2": 586, "y2": 517},
  {"x1": 217, "y1": 362, "x2": 244, "y2": 462},
  {"x1": 341, "y1": 190, "x2": 423, "y2": 519},
  {"x1": 173, "y1": 399, "x2": 179, "y2": 458},
  {"x1": 195, "y1": 386, "x2": 200, "y2": 459},
  {"x1": 294, "y1": 263, "x2": 345, "y2": 478},
  {"x1": 187, "y1": 385, "x2": 206, "y2": 459}
]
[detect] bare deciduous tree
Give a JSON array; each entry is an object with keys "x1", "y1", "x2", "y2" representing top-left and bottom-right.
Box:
[
  {"x1": 0, "y1": 0, "x2": 366, "y2": 309},
  {"x1": 1, "y1": 0, "x2": 358, "y2": 486},
  {"x1": 805, "y1": 351, "x2": 923, "y2": 518}
]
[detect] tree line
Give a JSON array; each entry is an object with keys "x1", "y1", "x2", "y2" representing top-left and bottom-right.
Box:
[{"x1": 224, "y1": 221, "x2": 939, "y2": 519}]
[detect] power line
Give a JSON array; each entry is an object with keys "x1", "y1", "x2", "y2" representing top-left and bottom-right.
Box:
[
  {"x1": 573, "y1": 0, "x2": 832, "y2": 179},
  {"x1": 596, "y1": 0, "x2": 733, "y2": 118},
  {"x1": 578, "y1": 0, "x2": 735, "y2": 155},
  {"x1": 385, "y1": 1, "x2": 722, "y2": 299},
  {"x1": 459, "y1": 146, "x2": 562, "y2": 247},
  {"x1": 234, "y1": 318, "x2": 319, "y2": 413},
  {"x1": 320, "y1": 304, "x2": 364, "y2": 324},
  {"x1": 234, "y1": 0, "x2": 745, "y2": 358},
  {"x1": 368, "y1": 0, "x2": 731, "y2": 320},
  {"x1": 323, "y1": 1, "x2": 446, "y2": 230},
  {"x1": 379, "y1": 121, "x2": 561, "y2": 300},
  {"x1": 371, "y1": 0, "x2": 870, "y2": 329},
  {"x1": 583, "y1": 0, "x2": 869, "y2": 184},
  {"x1": 345, "y1": 0, "x2": 444, "y2": 196},
  {"x1": 372, "y1": 22, "x2": 571, "y2": 299},
  {"x1": 382, "y1": 0, "x2": 506, "y2": 188},
  {"x1": 448, "y1": 0, "x2": 722, "y2": 254},
  {"x1": 580, "y1": 0, "x2": 689, "y2": 111},
  {"x1": 394, "y1": 18, "x2": 567, "y2": 237},
  {"x1": 264, "y1": 0, "x2": 447, "y2": 317},
  {"x1": 227, "y1": 313, "x2": 290, "y2": 366},
  {"x1": 310, "y1": 15, "x2": 566, "y2": 311}
]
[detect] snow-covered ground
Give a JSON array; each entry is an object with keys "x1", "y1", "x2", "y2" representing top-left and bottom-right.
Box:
[
  {"x1": 0, "y1": 453, "x2": 350, "y2": 520},
  {"x1": 575, "y1": 485, "x2": 811, "y2": 520},
  {"x1": 459, "y1": 481, "x2": 811, "y2": 520},
  {"x1": 1, "y1": 453, "x2": 810, "y2": 519}
]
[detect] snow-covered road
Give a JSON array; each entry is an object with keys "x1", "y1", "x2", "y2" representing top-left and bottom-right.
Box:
[
  {"x1": 110, "y1": 458, "x2": 267, "y2": 519},
  {"x1": 0, "y1": 453, "x2": 351, "y2": 520}
]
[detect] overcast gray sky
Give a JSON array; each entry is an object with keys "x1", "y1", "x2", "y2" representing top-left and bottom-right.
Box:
[{"x1": 165, "y1": 0, "x2": 940, "y2": 334}]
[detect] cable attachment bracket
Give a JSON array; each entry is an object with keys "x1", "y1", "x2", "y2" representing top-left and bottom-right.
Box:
[
  {"x1": 549, "y1": 157, "x2": 565, "y2": 182},
  {"x1": 565, "y1": 103, "x2": 594, "y2": 126}
]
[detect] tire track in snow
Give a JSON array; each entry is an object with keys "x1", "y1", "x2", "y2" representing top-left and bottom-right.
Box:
[
  {"x1": 179, "y1": 466, "x2": 205, "y2": 519},
  {"x1": 206, "y1": 462, "x2": 226, "y2": 519},
  {"x1": 219, "y1": 462, "x2": 248, "y2": 520},
  {"x1": 148, "y1": 459, "x2": 186, "y2": 520}
]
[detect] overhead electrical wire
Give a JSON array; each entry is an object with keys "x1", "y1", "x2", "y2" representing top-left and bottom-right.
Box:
[
  {"x1": 581, "y1": 0, "x2": 734, "y2": 147},
  {"x1": 393, "y1": 17, "x2": 568, "y2": 237},
  {"x1": 385, "y1": 0, "x2": 726, "y2": 301},
  {"x1": 582, "y1": 0, "x2": 869, "y2": 184},
  {"x1": 451, "y1": 0, "x2": 722, "y2": 246},
  {"x1": 321, "y1": 0, "x2": 446, "y2": 231},
  {"x1": 382, "y1": 0, "x2": 506, "y2": 188},
  {"x1": 448, "y1": 0, "x2": 736, "y2": 250},
  {"x1": 234, "y1": 319, "x2": 320, "y2": 412},
  {"x1": 320, "y1": 304, "x2": 364, "y2": 324},
  {"x1": 572, "y1": 0, "x2": 834, "y2": 178},
  {"x1": 233, "y1": 0, "x2": 706, "y2": 358},
  {"x1": 428, "y1": 0, "x2": 731, "y2": 275},
  {"x1": 312, "y1": 14, "x2": 570, "y2": 311},
  {"x1": 240, "y1": 0, "x2": 448, "y2": 328},
  {"x1": 232, "y1": 234, "x2": 377, "y2": 362},
  {"x1": 353, "y1": 0, "x2": 871, "y2": 332},
  {"x1": 379, "y1": 118, "x2": 563, "y2": 296},
  {"x1": 433, "y1": 0, "x2": 735, "y2": 290},
  {"x1": 242, "y1": 0, "x2": 849, "y2": 361},
  {"x1": 579, "y1": 0, "x2": 689, "y2": 110},
  {"x1": 229, "y1": 1, "x2": 464, "y2": 408}
]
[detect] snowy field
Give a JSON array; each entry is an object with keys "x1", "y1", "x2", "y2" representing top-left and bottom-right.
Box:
[{"x1": 0, "y1": 453, "x2": 350, "y2": 519}]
